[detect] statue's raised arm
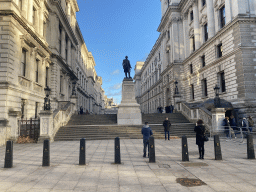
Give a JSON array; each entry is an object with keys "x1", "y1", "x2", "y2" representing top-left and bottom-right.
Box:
[{"x1": 122, "y1": 56, "x2": 132, "y2": 78}]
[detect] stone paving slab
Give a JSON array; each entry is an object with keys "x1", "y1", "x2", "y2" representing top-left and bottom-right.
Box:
[{"x1": 0, "y1": 138, "x2": 255, "y2": 191}]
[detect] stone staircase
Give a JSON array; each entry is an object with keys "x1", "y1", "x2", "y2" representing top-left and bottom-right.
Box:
[{"x1": 54, "y1": 113, "x2": 196, "y2": 141}]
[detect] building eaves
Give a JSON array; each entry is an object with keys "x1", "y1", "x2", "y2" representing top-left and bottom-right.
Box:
[
  {"x1": 157, "y1": 5, "x2": 180, "y2": 32},
  {"x1": 141, "y1": 33, "x2": 162, "y2": 73}
]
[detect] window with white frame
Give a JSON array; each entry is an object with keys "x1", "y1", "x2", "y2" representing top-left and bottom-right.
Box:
[
  {"x1": 202, "y1": 78, "x2": 208, "y2": 97},
  {"x1": 218, "y1": 71, "x2": 226, "y2": 93},
  {"x1": 21, "y1": 49, "x2": 26, "y2": 77}
]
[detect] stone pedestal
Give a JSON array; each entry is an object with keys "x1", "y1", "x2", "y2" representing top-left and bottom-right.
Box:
[
  {"x1": 117, "y1": 79, "x2": 142, "y2": 125},
  {"x1": 8, "y1": 111, "x2": 21, "y2": 141},
  {"x1": 173, "y1": 94, "x2": 181, "y2": 113},
  {"x1": 70, "y1": 95, "x2": 78, "y2": 113},
  {"x1": 212, "y1": 108, "x2": 225, "y2": 132},
  {"x1": 38, "y1": 110, "x2": 53, "y2": 142}
]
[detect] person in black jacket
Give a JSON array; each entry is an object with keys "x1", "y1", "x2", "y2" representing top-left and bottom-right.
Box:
[
  {"x1": 194, "y1": 119, "x2": 206, "y2": 159},
  {"x1": 141, "y1": 122, "x2": 153, "y2": 157},
  {"x1": 163, "y1": 117, "x2": 171, "y2": 140}
]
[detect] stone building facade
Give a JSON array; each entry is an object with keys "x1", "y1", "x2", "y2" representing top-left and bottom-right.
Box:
[
  {"x1": 135, "y1": 0, "x2": 256, "y2": 120},
  {"x1": 0, "y1": 0, "x2": 105, "y2": 144}
]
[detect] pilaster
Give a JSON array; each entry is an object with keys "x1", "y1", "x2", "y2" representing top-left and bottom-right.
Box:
[
  {"x1": 193, "y1": 2, "x2": 200, "y2": 50},
  {"x1": 61, "y1": 29, "x2": 66, "y2": 59},
  {"x1": 206, "y1": 0, "x2": 215, "y2": 38}
]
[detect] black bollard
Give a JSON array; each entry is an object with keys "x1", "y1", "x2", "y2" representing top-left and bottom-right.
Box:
[
  {"x1": 4, "y1": 141, "x2": 13, "y2": 168},
  {"x1": 149, "y1": 136, "x2": 156, "y2": 163},
  {"x1": 42, "y1": 139, "x2": 50, "y2": 166},
  {"x1": 247, "y1": 134, "x2": 255, "y2": 159},
  {"x1": 115, "y1": 137, "x2": 121, "y2": 164},
  {"x1": 182, "y1": 136, "x2": 189, "y2": 161},
  {"x1": 214, "y1": 135, "x2": 222, "y2": 160},
  {"x1": 79, "y1": 138, "x2": 86, "y2": 165}
]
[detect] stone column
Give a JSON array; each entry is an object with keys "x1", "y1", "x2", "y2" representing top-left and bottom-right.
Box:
[
  {"x1": 67, "y1": 2, "x2": 71, "y2": 23},
  {"x1": 190, "y1": 37, "x2": 194, "y2": 53},
  {"x1": 38, "y1": 110, "x2": 53, "y2": 142},
  {"x1": 193, "y1": 2, "x2": 200, "y2": 50},
  {"x1": 206, "y1": 0, "x2": 215, "y2": 38},
  {"x1": 172, "y1": 19, "x2": 180, "y2": 61},
  {"x1": 27, "y1": 0, "x2": 33, "y2": 23},
  {"x1": 61, "y1": 29, "x2": 66, "y2": 59},
  {"x1": 225, "y1": 0, "x2": 232, "y2": 24},
  {"x1": 39, "y1": 2, "x2": 44, "y2": 36},
  {"x1": 35, "y1": 8, "x2": 39, "y2": 32},
  {"x1": 183, "y1": 14, "x2": 189, "y2": 58},
  {"x1": 22, "y1": 0, "x2": 28, "y2": 19},
  {"x1": 67, "y1": 39, "x2": 71, "y2": 66}
]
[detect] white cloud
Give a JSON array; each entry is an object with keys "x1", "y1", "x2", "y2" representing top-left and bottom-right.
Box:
[
  {"x1": 111, "y1": 69, "x2": 120, "y2": 75},
  {"x1": 109, "y1": 83, "x2": 122, "y2": 90},
  {"x1": 103, "y1": 78, "x2": 112, "y2": 82}
]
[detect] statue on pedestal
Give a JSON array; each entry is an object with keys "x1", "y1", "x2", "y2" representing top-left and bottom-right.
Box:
[{"x1": 122, "y1": 56, "x2": 132, "y2": 78}]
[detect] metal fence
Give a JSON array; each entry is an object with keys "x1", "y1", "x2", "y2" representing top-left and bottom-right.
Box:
[
  {"x1": 18, "y1": 119, "x2": 40, "y2": 141},
  {"x1": 211, "y1": 126, "x2": 254, "y2": 143}
]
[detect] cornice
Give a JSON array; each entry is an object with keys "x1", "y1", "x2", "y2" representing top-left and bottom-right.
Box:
[
  {"x1": 157, "y1": 5, "x2": 180, "y2": 32},
  {"x1": 52, "y1": 53, "x2": 78, "y2": 81},
  {"x1": 0, "y1": 10, "x2": 51, "y2": 54},
  {"x1": 141, "y1": 34, "x2": 162, "y2": 73}
]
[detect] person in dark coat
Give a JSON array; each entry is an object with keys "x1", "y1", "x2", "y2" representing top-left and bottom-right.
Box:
[
  {"x1": 141, "y1": 122, "x2": 153, "y2": 158},
  {"x1": 222, "y1": 117, "x2": 230, "y2": 137},
  {"x1": 80, "y1": 106, "x2": 83, "y2": 114},
  {"x1": 194, "y1": 119, "x2": 206, "y2": 159},
  {"x1": 163, "y1": 117, "x2": 171, "y2": 140}
]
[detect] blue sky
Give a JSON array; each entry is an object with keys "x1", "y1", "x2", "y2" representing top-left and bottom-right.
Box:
[{"x1": 76, "y1": 0, "x2": 161, "y2": 104}]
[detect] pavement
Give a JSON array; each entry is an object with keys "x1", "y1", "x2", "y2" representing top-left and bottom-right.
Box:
[{"x1": 0, "y1": 137, "x2": 256, "y2": 192}]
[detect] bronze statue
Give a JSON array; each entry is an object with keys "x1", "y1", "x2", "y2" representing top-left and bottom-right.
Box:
[{"x1": 122, "y1": 56, "x2": 132, "y2": 78}]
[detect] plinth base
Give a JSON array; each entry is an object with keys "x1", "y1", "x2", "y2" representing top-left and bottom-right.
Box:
[
  {"x1": 117, "y1": 103, "x2": 142, "y2": 125},
  {"x1": 117, "y1": 78, "x2": 142, "y2": 125}
]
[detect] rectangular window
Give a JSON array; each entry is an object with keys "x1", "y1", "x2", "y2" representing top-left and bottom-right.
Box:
[
  {"x1": 32, "y1": 7, "x2": 36, "y2": 25},
  {"x1": 60, "y1": 75, "x2": 62, "y2": 93},
  {"x1": 190, "y1": 11, "x2": 194, "y2": 21},
  {"x1": 204, "y1": 23, "x2": 208, "y2": 42},
  {"x1": 45, "y1": 67, "x2": 49, "y2": 86},
  {"x1": 189, "y1": 64, "x2": 193, "y2": 74},
  {"x1": 59, "y1": 25, "x2": 62, "y2": 53},
  {"x1": 219, "y1": 71, "x2": 226, "y2": 92},
  {"x1": 202, "y1": 0, "x2": 206, "y2": 6},
  {"x1": 35, "y1": 102, "x2": 39, "y2": 119},
  {"x1": 217, "y1": 43, "x2": 223, "y2": 58},
  {"x1": 202, "y1": 79, "x2": 208, "y2": 97},
  {"x1": 35, "y1": 59, "x2": 39, "y2": 83},
  {"x1": 191, "y1": 84, "x2": 195, "y2": 100},
  {"x1": 220, "y1": 6, "x2": 226, "y2": 28},
  {"x1": 192, "y1": 36, "x2": 195, "y2": 51},
  {"x1": 43, "y1": 21, "x2": 47, "y2": 38},
  {"x1": 21, "y1": 49, "x2": 26, "y2": 76},
  {"x1": 201, "y1": 55, "x2": 206, "y2": 67}
]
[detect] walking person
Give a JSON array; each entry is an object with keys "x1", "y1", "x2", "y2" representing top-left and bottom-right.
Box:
[
  {"x1": 248, "y1": 116, "x2": 254, "y2": 132},
  {"x1": 141, "y1": 122, "x2": 153, "y2": 158},
  {"x1": 163, "y1": 117, "x2": 171, "y2": 140},
  {"x1": 194, "y1": 119, "x2": 206, "y2": 159}
]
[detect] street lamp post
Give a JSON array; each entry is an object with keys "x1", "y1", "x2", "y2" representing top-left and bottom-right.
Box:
[
  {"x1": 214, "y1": 84, "x2": 220, "y2": 108},
  {"x1": 44, "y1": 86, "x2": 51, "y2": 110}
]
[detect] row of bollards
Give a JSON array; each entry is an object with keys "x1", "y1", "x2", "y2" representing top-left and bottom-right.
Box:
[
  {"x1": 4, "y1": 135, "x2": 254, "y2": 168},
  {"x1": 182, "y1": 134, "x2": 255, "y2": 161}
]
